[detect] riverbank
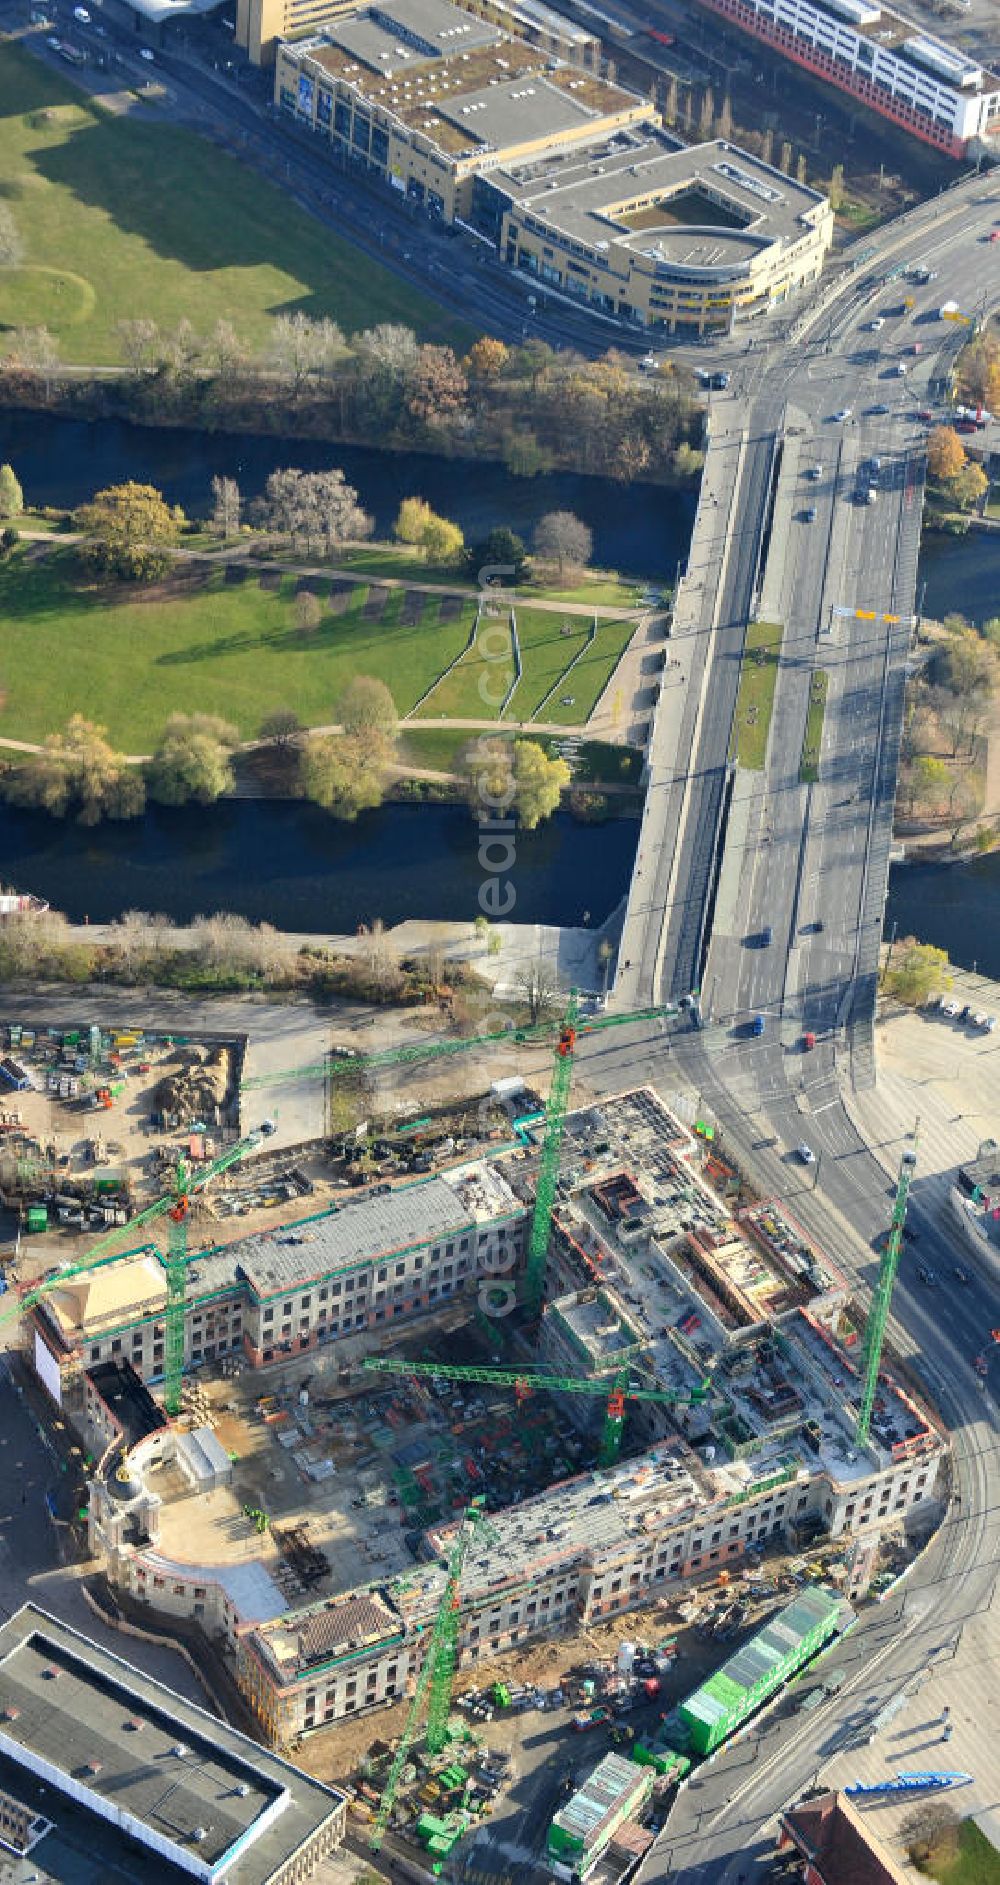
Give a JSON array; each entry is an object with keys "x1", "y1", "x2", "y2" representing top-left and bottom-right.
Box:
[{"x1": 0, "y1": 906, "x2": 613, "y2": 1007}]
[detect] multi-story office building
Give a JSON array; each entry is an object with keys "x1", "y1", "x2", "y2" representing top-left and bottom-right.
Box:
[
  {"x1": 697, "y1": 0, "x2": 1000, "y2": 157},
  {"x1": 238, "y1": 0, "x2": 599, "y2": 71},
  {"x1": 0, "y1": 1604, "x2": 346, "y2": 1881},
  {"x1": 30, "y1": 1161, "x2": 527, "y2": 1397},
  {"x1": 273, "y1": 0, "x2": 832, "y2": 332}
]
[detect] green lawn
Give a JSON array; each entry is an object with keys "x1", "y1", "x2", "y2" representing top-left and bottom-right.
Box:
[
  {"x1": 414, "y1": 608, "x2": 514, "y2": 720},
  {"x1": 916, "y1": 1820, "x2": 1000, "y2": 1884},
  {"x1": 0, "y1": 550, "x2": 475, "y2": 745},
  {"x1": 528, "y1": 574, "x2": 644, "y2": 607},
  {"x1": 398, "y1": 726, "x2": 471, "y2": 773},
  {"x1": 542, "y1": 620, "x2": 638, "y2": 725},
  {"x1": 732, "y1": 620, "x2": 783, "y2": 769},
  {"x1": 799, "y1": 669, "x2": 828, "y2": 783},
  {"x1": 0, "y1": 42, "x2": 472, "y2": 361},
  {"x1": 503, "y1": 606, "x2": 589, "y2": 720},
  {"x1": 339, "y1": 546, "x2": 453, "y2": 585},
  {"x1": 338, "y1": 545, "x2": 642, "y2": 609},
  {"x1": 397, "y1": 727, "x2": 641, "y2": 785}
]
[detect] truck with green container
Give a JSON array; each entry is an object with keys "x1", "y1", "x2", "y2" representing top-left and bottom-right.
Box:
[
  {"x1": 635, "y1": 1585, "x2": 851, "y2": 1767},
  {"x1": 547, "y1": 1752, "x2": 654, "y2": 1880}
]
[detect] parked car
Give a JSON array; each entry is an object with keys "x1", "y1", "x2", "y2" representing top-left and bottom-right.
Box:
[
  {"x1": 752, "y1": 1014, "x2": 765, "y2": 1037},
  {"x1": 796, "y1": 1143, "x2": 816, "y2": 1165}
]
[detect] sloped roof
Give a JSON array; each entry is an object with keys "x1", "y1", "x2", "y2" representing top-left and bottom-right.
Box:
[{"x1": 781, "y1": 1790, "x2": 911, "y2": 1885}]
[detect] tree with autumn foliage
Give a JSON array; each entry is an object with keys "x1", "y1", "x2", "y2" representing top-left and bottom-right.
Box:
[
  {"x1": 465, "y1": 337, "x2": 509, "y2": 381},
  {"x1": 74, "y1": 481, "x2": 179, "y2": 584},
  {"x1": 926, "y1": 425, "x2": 966, "y2": 483},
  {"x1": 406, "y1": 345, "x2": 468, "y2": 430}
]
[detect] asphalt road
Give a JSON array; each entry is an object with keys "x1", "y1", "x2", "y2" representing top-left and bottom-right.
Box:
[{"x1": 584, "y1": 173, "x2": 1000, "y2": 1882}]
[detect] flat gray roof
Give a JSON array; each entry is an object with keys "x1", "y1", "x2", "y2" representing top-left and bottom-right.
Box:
[
  {"x1": 493, "y1": 134, "x2": 825, "y2": 264},
  {"x1": 437, "y1": 72, "x2": 598, "y2": 143},
  {"x1": 0, "y1": 1606, "x2": 343, "y2": 1884},
  {"x1": 376, "y1": 0, "x2": 497, "y2": 49},
  {"x1": 331, "y1": 0, "x2": 496, "y2": 76},
  {"x1": 202, "y1": 1165, "x2": 522, "y2": 1302}
]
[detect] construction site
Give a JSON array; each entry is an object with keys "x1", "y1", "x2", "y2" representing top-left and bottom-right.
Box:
[{"x1": 2, "y1": 994, "x2": 948, "y2": 1881}]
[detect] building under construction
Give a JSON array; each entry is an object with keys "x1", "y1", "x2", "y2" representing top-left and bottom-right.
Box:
[{"x1": 26, "y1": 1084, "x2": 944, "y2": 1749}]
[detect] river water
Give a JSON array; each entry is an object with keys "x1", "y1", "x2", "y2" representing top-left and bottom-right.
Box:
[
  {"x1": 0, "y1": 798, "x2": 633, "y2": 931},
  {"x1": 0, "y1": 412, "x2": 692, "y2": 579},
  {"x1": 4, "y1": 409, "x2": 997, "y2": 951},
  {"x1": 0, "y1": 410, "x2": 688, "y2": 929}
]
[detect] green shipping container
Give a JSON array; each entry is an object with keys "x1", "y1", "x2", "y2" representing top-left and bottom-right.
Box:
[
  {"x1": 679, "y1": 1586, "x2": 847, "y2": 1755},
  {"x1": 26, "y1": 1207, "x2": 48, "y2": 1233}
]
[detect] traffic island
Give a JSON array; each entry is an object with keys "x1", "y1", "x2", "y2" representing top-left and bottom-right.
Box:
[
  {"x1": 800, "y1": 670, "x2": 829, "y2": 782},
  {"x1": 731, "y1": 621, "x2": 784, "y2": 769}
]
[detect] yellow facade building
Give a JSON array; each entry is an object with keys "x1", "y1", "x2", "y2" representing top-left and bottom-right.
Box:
[{"x1": 272, "y1": 0, "x2": 833, "y2": 334}]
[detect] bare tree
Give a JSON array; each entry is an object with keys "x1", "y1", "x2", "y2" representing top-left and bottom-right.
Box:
[
  {"x1": 259, "y1": 708, "x2": 304, "y2": 746},
  {"x1": 209, "y1": 319, "x2": 245, "y2": 382},
  {"x1": 117, "y1": 318, "x2": 160, "y2": 377},
  {"x1": 264, "y1": 467, "x2": 371, "y2": 553},
  {"x1": 211, "y1": 474, "x2": 242, "y2": 541},
  {"x1": 516, "y1": 957, "x2": 560, "y2": 1023},
  {"x1": 902, "y1": 1801, "x2": 959, "y2": 1866},
  {"x1": 353, "y1": 323, "x2": 419, "y2": 377},
  {"x1": 163, "y1": 317, "x2": 199, "y2": 381},
  {"x1": 269, "y1": 312, "x2": 345, "y2": 392},
  {"x1": 109, "y1": 909, "x2": 153, "y2": 976},
  {"x1": 295, "y1": 590, "x2": 322, "y2": 634},
  {"x1": 6, "y1": 326, "x2": 60, "y2": 401},
  {"x1": 533, "y1": 510, "x2": 593, "y2": 580}
]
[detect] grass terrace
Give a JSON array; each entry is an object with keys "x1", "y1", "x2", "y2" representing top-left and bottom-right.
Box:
[{"x1": 412, "y1": 608, "x2": 635, "y2": 725}]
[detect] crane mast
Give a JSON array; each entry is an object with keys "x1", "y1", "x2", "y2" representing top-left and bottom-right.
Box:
[
  {"x1": 855, "y1": 1135, "x2": 918, "y2": 1445},
  {"x1": 370, "y1": 1500, "x2": 493, "y2": 1852},
  {"x1": 525, "y1": 993, "x2": 580, "y2": 1318}
]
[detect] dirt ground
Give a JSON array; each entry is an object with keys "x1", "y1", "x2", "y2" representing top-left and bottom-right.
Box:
[{"x1": 292, "y1": 1532, "x2": 877, "y2": 1791}]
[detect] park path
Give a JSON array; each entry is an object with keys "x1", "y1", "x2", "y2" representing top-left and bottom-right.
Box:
[{"x1": 16, "y1": 528, "x2": 645, "y2": 622}]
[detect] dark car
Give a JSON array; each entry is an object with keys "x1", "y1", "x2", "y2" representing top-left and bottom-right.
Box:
[{"x1": 752, "y1": 1014, "x2": 765, "y2": 1037}]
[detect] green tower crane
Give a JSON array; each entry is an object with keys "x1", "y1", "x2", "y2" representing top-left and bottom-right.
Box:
[
  {"x1": 11, "y1": 1131, "x2": 263, "y2": 1415},
  {"x1": 241, "y1": 989, "x2": 673, "y2": 1322},
  {"x1": 854, "y1": 1135, "x2": 918, "y2": 1446},
  {"x1": 371, "y1": 1498, "x2": 494, "y2": 1853},
  {"x1": 364, "y1": 1356, "x2": 712, "y2": 1468},
  {"x1": 240, "y1": 998, "x2": 675, "y2": 1093},
  {"x1": 525, "y1": 992, "x2": 580, "y2": 1318}
]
